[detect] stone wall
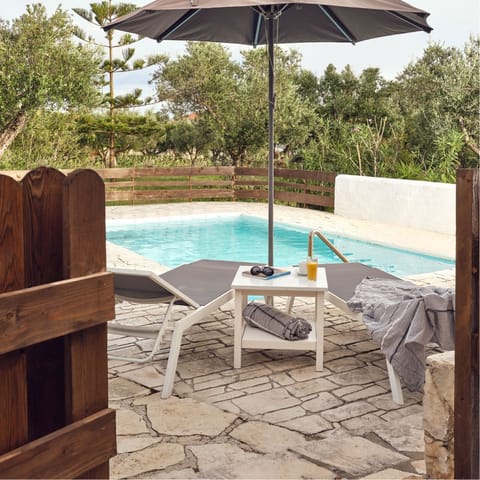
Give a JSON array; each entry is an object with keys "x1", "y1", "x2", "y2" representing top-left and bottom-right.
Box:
[
  {"x1": 424, "y1": 351, "x2": 455, "y2": 479},
  {"x1": 334, "y1": 175, "x2": 456, "y2": 235}
]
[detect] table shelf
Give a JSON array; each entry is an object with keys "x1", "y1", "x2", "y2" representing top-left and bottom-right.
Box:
[
  {"x1": 242, "y1": 322, "x2": 317, "y2": 351},
  {"x1": 232, "y1": 266, "x2": 328, "y2": 371}
]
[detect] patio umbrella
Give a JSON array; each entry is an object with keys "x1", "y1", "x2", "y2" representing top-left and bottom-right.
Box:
[{"x1": 105, "y1": 0, "x2": 432, "y2": 266}]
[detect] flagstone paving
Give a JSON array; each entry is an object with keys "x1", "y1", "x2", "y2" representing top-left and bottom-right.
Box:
[
  {"x1": 107, "y1": 268, "x2": 454, "y2": 479},
  {"x1": 106, "y1": 202, "x2": 455, "y2": 479}
]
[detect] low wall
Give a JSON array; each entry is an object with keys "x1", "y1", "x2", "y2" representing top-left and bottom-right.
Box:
[{"x1": 334, "y1": 175, "x2": 455, "y2": 235}]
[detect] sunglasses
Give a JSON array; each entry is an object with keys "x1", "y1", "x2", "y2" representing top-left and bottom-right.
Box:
[{"x1": 250, "y1": 265, "x2": 274, "y2": 277}]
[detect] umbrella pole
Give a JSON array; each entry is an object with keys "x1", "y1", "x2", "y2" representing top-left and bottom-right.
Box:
[{"x1": 267, "y1": 13, "x2": 274, "y2": 267}]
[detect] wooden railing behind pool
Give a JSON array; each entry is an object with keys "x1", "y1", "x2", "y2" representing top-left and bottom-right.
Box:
[
  {"x1": 0, "y1": 167, "x2": 116, "y2": 479},
  {"x1": 1, "y1": 167, "x2": 337, "y2": 209}
]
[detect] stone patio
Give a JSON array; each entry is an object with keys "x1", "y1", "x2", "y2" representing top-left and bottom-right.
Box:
[{"x1": 106, "y1": 202, "x2": 455, "y2": 479}]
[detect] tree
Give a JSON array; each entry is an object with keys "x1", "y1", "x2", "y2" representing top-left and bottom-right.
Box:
[
  {"x1": 393, "y1": 38, "x2": 480, "y2": 180},
  {"x1": 73, "y1": 1, "x2": 167, "y2": 167},
  {"x1": 76, "y1": 111, "x2": 168, "y2": 163},
  {"x1": 0, "y1": 4, "x2": 102, "y2": 159},
  {"x1": 0, "y1": 110, "x2": 91, "y2": 171},
  {"x1": 153, "y1": 42, "x2": 319, "y2": 167},
  {"x1": 153, "y1": 42, "x2": 248, "y2": 165}
]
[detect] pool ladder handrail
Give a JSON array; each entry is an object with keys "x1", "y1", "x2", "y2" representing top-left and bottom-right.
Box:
[{"x1": 308, "y1": 229, "x2": 349, "y2": 263}]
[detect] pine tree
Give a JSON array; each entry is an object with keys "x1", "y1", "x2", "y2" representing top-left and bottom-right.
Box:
[{"x1": 73, "y1": 1, "x2": 166, "y2": 167}]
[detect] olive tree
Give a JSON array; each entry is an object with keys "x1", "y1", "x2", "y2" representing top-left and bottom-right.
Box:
[{"x1": 0, "y1": 4, "x2": 102, "y2": 159}]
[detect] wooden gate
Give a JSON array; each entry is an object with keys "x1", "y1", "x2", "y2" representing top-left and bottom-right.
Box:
[{"x1": 0, "y1": 167, "x2": 116, "y2": 478}]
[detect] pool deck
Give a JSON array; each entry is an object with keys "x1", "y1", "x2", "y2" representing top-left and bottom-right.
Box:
[{"x1": 106, "y1": 202, "x2": 455, "y2": 479}]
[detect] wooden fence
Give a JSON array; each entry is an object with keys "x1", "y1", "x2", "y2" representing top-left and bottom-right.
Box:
[
  {"x1": 4, "y1": 167, "x2": 336, "y2": 208},
  {"x1": 0, "y1": 167, "x2": 116, "y2": 478}
]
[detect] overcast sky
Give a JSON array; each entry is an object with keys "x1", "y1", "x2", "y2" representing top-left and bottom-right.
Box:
[{"x1": 2, "y1": 1, "x2": 479, "y2": 99}]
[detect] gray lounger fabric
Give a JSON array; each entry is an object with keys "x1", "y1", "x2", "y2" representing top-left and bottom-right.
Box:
[
  {"x1": 243, "y1": 302, "x2": 312, "y2": 340},
  {"x1": 347, "y1": 276, "x2": 455, "y2": 391},
  {"x1": 114, "y1": 259, "x2": 256, "y2": 307}
]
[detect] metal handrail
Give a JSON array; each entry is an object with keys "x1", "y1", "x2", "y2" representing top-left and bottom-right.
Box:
[{"x1": 308, "y1": 229, "x2": 349, "y2": 263}]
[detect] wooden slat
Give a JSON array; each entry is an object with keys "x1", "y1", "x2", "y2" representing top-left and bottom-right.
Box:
[
  {"x1": 0, "y1": 352, "x2": 28, "y2": 455},
  {"x1": 132, "y1": 166, "x2": 233, "y2": 176},
  {"x1": 0, "y1": 175, "x2": 24, "y2": 293},
  {"x1": 454, "y1": 168, "x2": 479, "y2": 480},
  {"x1": 133, "y1": 189, "x2": 234, "y2": 200},
  {"x1": 235, "y1": 190, "x2": 268, "y2": 200},
  {"x1": 104, "y1": 180, "x2": 134, "y2": 189},
  {"x1": 0, "y1": 273, "x2": 114, "y2": 355},
  {"x1": 275, "y1": 191, "x2": 334, "y2": 208},
  {"x1": 63, "y1": 170, "x2": 107, "y2": 278},
  {"x1": 106, "y1": 191, "x2": 134, "y2": 202},
  {"x1": 0, "y1": 173, "x2": 28, "y2": 453},
  {"x1": 235, "y1": 180, "x2": 267, "y2": 187},
  {"x1": 133, "y1": 180, "x2": 233, "y2": 188},
  {"x1": 22, "y1": 167, "x2": 67, "y2": 441},
  {"x1": 0, "y1": 409, "x2": 116, "y2": 479},
  {"x1": 0, "y1": 175, "x2": 29, "y2": 454},
  {"x1": 273, "y1": 168, "x2": 337, "y2": 183},
  {"x1": 63, "y1": 169, "x2": 114, "y2": 477},
  {"x1": 21, "y1": 167, "x2": 65, "y2": 287}
]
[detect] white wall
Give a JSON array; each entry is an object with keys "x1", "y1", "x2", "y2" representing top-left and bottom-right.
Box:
[{"x1": 334, "y1": 175, "x2": 456, "y2": 235}]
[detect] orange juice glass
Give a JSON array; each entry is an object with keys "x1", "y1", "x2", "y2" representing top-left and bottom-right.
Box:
[{"x1": 306, "y1": 257, "x2": 318, "y2": 281}]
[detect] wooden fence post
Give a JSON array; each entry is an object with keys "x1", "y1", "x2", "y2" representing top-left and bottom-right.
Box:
[{"x1": 455, "y1": 168, "x2": 479, "y2": 479}]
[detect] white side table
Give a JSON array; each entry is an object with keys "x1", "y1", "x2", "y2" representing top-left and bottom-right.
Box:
[{"x1": 231, "y1": 266, "x2": 328, "y2": 371}]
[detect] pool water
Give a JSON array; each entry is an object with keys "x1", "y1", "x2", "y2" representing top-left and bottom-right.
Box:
[{"x1": 107, "y1": 214, "x2": 455, "y2": 277}]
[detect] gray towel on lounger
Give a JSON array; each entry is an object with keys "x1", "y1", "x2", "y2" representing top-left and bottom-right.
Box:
[
  {"x1": 243, "y1": 302, "x2": 312, "y2": 340},
  {"x1": 347, "y1": 277, "x2": 455, "y2": 391}
]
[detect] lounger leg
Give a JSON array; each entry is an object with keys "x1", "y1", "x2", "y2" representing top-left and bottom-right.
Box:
[
  {"x1": 386, "y1": 359, "x2": 404, "y2": 405},
  {"x1": 161, "y1": 290, "x2": 235, "y2": 398},
  {"x1": 162, "y1": 326, "x2": 183, "y2": 398}
]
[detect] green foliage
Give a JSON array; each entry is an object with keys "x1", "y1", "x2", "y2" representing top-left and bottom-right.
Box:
[
  {"x1": 393, "y1": 37, "x2": 479, "y2": 171},
  {"x1": 76, "y1": 111, "x2": 169, "y2": 163},
  {"x1": 152, "y1": 43, "x2": 321, "y2": 167},
  {"x1": 0, "y1": 4, "x2": 102, "y2": 150},
  {"x1": 1, "y1": 110, "x2": 94, "y2": 170},
  {"x1": 1, "y1": 4, "x2": 477, "y2": 186}
]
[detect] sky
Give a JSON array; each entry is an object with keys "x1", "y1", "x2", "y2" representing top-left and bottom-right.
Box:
[{"x1": 2, "y1": 1, "x2": 479, "y2": 101}]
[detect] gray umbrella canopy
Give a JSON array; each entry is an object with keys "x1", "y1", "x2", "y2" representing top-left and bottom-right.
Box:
[{"x1": 105, "y1": 0, "x2": 431, "y2": 265}]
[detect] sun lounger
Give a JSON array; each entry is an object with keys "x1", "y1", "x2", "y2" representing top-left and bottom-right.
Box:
[
  {"x1": 288, "y1": 262, "x2": 405, "y2": 404},
  {"x1": 109, "y1": 259, "x2": 254, "y2": 398}
]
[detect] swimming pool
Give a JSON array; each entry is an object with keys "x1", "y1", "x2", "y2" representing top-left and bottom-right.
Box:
[{"x1": 106, "y1": 214, "x2": 455, "y2": 276}]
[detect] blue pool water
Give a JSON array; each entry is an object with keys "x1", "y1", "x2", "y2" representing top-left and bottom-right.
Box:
[{"x1": 107, "y1": 214, "x2": 455, "y2": 277}]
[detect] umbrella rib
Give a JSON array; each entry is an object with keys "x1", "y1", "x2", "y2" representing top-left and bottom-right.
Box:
[
  {"x1": 253, "y1": 10, "x2": 263, "y2": 47},
  {"x1": 318, "y1": 5, "x2": 357, "y2": 44},
  {"x1": 156, "y1": 9, "x2": 201, "y2": 41},
  {"x1": 387, "y1": 10, "x2": 432, "y2": 33}
]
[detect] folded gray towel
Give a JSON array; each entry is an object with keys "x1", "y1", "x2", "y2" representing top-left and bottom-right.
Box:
[{"x1": 243, "y1": 302, "x2": 312, "y2": 340}]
